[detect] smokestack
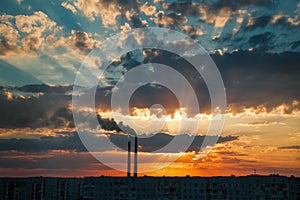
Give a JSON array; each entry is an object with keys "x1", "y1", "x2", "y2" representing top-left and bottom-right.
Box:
[
  {"x1": 134, "y1": 136, "x2": 138, "y2": 177},
  {"x1": 127, "y1": 141, "x2": 131, "y2": 177}
]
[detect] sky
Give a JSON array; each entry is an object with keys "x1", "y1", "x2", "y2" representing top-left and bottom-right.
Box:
[{"x1": 0, "y1": 0, "x2": 300, "y2": 177}]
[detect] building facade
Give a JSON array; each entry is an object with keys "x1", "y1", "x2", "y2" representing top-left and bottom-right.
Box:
[{"x1": 0, "y1": 175, "x2": 299, "y2": 200}]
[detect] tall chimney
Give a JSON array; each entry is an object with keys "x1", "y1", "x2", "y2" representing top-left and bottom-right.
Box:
[
  {"x1": 134, "y1": 136, "x2": 138, "y2": 177},
  {"x1": 127, "y1": 141, "x2": 131, "y2": 177}
]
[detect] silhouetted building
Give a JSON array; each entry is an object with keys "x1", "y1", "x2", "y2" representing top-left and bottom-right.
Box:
[
  {"x1": 0, "y1": 177, "x2": 82, "y2": 200},
  {"x1": 0, "y1": 175, "x2": 299, "y2": 200}
]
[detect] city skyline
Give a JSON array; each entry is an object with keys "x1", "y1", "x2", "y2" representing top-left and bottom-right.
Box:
[{"x1": 0, "y1": 0, "x2": 300, "y2": 178}]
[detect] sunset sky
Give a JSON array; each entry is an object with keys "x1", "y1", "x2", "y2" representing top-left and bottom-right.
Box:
[{"x1": 0, "y1": 0, "x2": 300, "y2": 177}]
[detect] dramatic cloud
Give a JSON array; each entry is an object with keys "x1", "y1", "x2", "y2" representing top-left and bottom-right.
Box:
[
  {"x1": 0, "y1": 150, "x2": 111, "y2": 174},
  {"x1": 166, "y1": 2, "x2": 202, "y2": 17},
  {"x1": 0, "y1": 11, "x2": 61, "y2": 57},
  {"x1": 182, "y1": 25, "x2": 204, "y2": 38},
  {"x1": 50, "y1": 29, "x2": 99, "y2": 54},
  {"x1": 204, "y1": 0, "x2": 275, "y2": 11},
  {"x1": 139, "y1": 2, "x2": 156, "y2": 16},
  {"x1": 71, "y1": 0, "x2": 142, "y2": 28},
  {"x1": 0, "y1": 51, "x2": 299, "y2": 126},
  {"x1": 278, "y1": 146, "x2": 300, "y2": 150},
  {"x1": 0, "y1": 23, "x2": 20, "y2": 55},
  {"x1": 212, "y1": 51, "x2": 300, "y2": 113},
  {"x1": 0, "y1": 133, "x2": 86, "y2": 152},
  {"x1": 15, "y1": 11, "x2": 57, "y2": 35},
  {"x1": 152, "y1": 11, "x2": 188, "y2": 28},
  {"x1": 61, "y1": 2, "x2": 77, "y2": 13},
  {"x1": 0, "y1": 85, "x2": 72, "y2": 129},
  {"x1": 199, "y1": 6, "x2": 236, "y2": 28},
  {"x1": 0, "y1": 131, "x2": 238, "y2": 154},
  {"x1": 111, "y1": 132, "x2": 222, "y2": 153},
  {"x1": 69, "y1": 30, "x2": 95, "y2": 51},
  {"x1": 165, "y1": 1, "x2": 246, "y2": 28}
]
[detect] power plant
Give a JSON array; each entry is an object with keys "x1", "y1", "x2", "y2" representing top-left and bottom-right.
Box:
[
  {"x1": 127, "y1": 136, "x2": 138, "y2": 178},
  {"x1": 127, "y1": 141, "x2": 131, "y2": 177},
  {"x1": 134, "y1": 136, "x2": 138, "y2": 178}
]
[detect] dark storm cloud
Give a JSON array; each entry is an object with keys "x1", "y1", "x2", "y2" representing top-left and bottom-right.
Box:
[
  {"x1": 96, "y1": 49, "x2": 211, "y2": 115},
  {"x1": 0, "y1": 107, "x2": 237, "y2": 154},
  {"x1": 0, "y1": 133, "x2": 86, "y2": 152},
  {"x1": 138, "y1": 56, "x2": 209, "y2": 114},
  {"x1": 245, "y1": 16, "x2": 273, "y2": 30},
  {"x1": 70, "y1": 30, "x2": 95, "y2": 51},
  {"x1": 243, "y1": 15, "x2": 300, "y2": 32},
  {"x1": 0, "y1": 150, "x2": 106, "y2": 170},
  {"x1": 234, "y1": 15, "x2": 300, "y2": 51},
  {"x1": 0, "y1": 93, "x2": 50, "y2": 128},
  {"x1": 166, "y1": 1, "x2": 201, "y2": 16},
  {"x1": 128, "y1": 84, "x2": 181, "y2": 115},
  {"x1": 166, "y1": 0, "x2": 275, "y2": 16},
  {"x1": 116, "y1": 51, "x2": 143, "y2": 71},
  {"x1": 206, "y1": 0, "x2": 276, "y2": 11},
  {"x1": 22, "y1": 36, "x2": 41, "y2": 51},
  {"x1": 114, "y1": 49, "x2": 300, "y2": 114},
  {"x1": 0, "y1": 131, "x2": 238, "y2": 154},
  {"x1": 182, "y1": 25, "x2": 203, "y2": 39},
  {"x1": 50, "y1": 107, "x2": 74, "y2": 128},
  {"x1": 291, "y1": 40, "x2": 300, "y2": 50},
  {"x1": 248, "y1": 32, "x2": 274, "y2": 52},
  {"x1": 130, "y1": 15, "x2": 144, "y2": 28},
  {"x1": 153, "y1": 12, "x2": 188, "y2": 28},
  {"x1": 141, "y1": 49, "x2": 211, "y2": 114},
  {"x1": 109, "y1": 132, "x2": 238, "y2": 153},
  {"x1": 163, "y1": 0, "x2": 299, "y2": 53},
  {"x1": 0, "y1": 37, "x2": 19, "y2": 55},
  {"x1": 0, "y1": 86, "x2": 71, "y2": 128},
  {"x1": 278, "y1": 146, "x2": 300, "y2": 150},
  {"x1": 0, "y1": 23, "x2": 20, "y2": 56},
  {"x1": 131, "y1": 50, "x2": 300, "y2": 114},
  {"x1": 117, "y1": 0, "x2": 140, "y2": 13},
  {"x1": 0, "y1": 85, "x2": 130, "y2": 130},
  {"x1": 212, "y1": 51, "x2": 300, "y2": 113},
  {"x1": 1, "y1": 50, "x2": 300, "y2": 126},
  {"x1": 16, "y1": 84, "x2": 73, "y2": 94}
]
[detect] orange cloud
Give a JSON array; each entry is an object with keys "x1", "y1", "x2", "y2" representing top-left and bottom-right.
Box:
[
  {"x1": 61, "y1": 2, "x2": 77, "y2": 13},
  {"x1": 152, "y1": 11, "x2": 188, "y2": 27},
  {"x1": 73, "y1": 0, "x2": 121, "y2": 27},
  {"x1": 139, "y1": 2, "x2": 156, "y2": 16}
]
